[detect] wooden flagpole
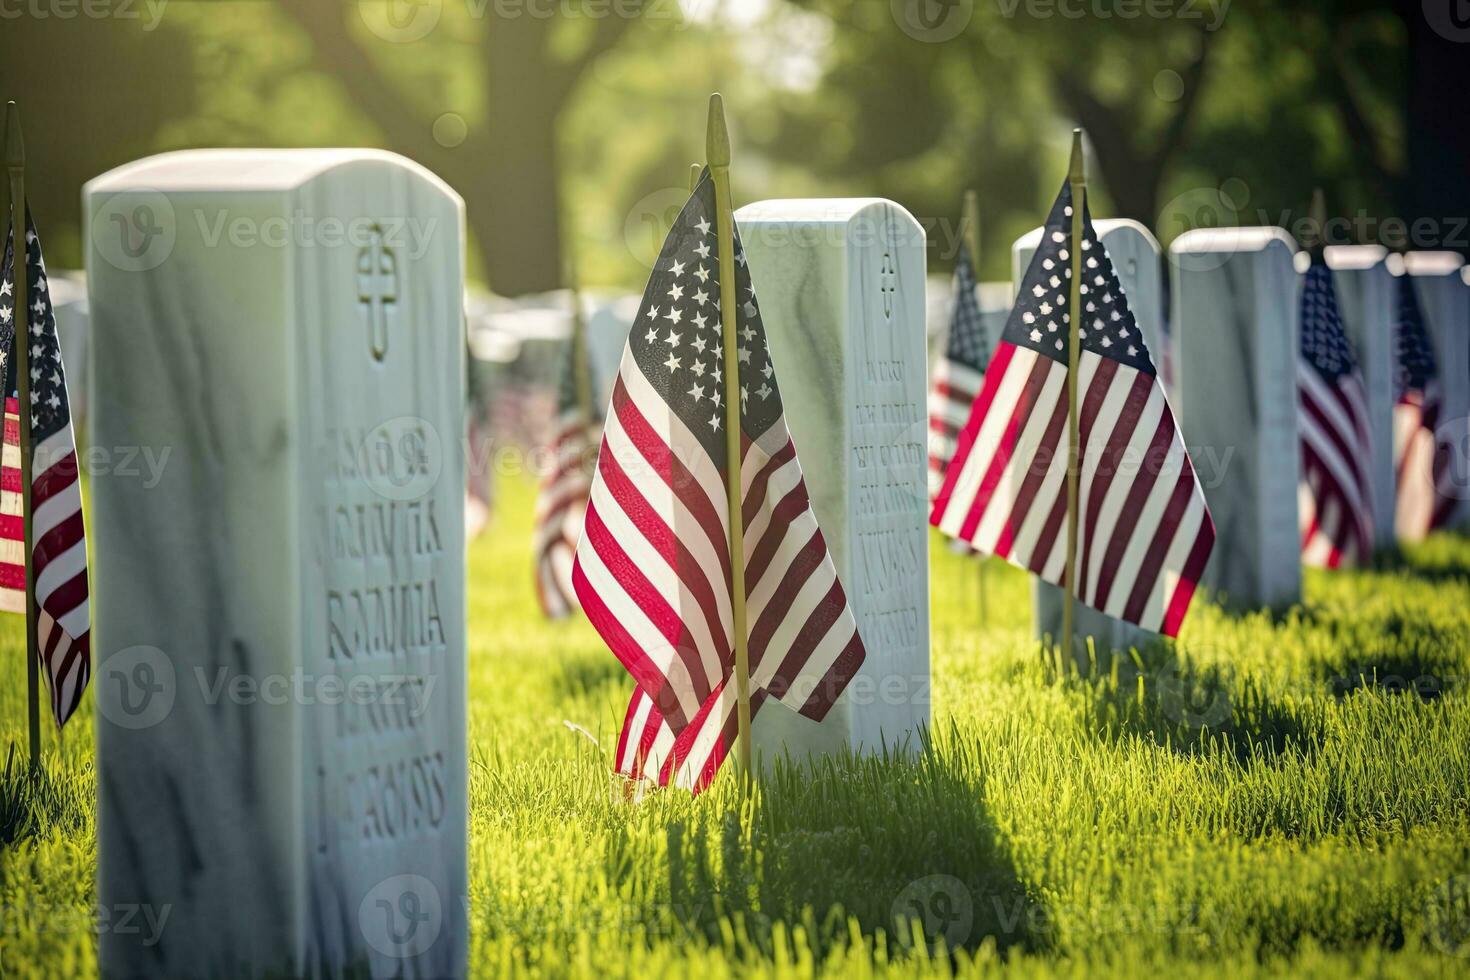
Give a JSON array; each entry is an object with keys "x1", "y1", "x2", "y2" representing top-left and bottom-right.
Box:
[
  {"x1": 1059, "y1": 130, "x2": 1086, "y2": 673},
  {"x1": 565, "y1": 257, "x2": 592, "y2": 431},
  {"x1": 5, "y1": 102, "x2": 39, "y2": 768},
  {"x1": 689, "y1": 163, "x2": 701, "y2": 194},
  {"x1": 961, "y1": 189, "x2": 988, "y2": 625},
  {"x1": 707, "y1": 93, "x2": 753, "y2": 779}
]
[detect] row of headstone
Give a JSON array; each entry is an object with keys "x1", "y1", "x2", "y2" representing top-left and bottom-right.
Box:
[
  {"x1": 82, "y1": 152, "x2": 938, "y2": 976},
  {"x1": 987, "y1": 220, "x2": 1470, "y2": 655}
]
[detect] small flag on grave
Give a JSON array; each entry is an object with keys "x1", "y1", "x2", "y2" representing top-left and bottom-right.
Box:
[
  {"x1": 0, "y1": 210, "x2": 91, "y2": 728},
  {"x1": 930, "y1": 174, "x2": 1215, "y2": 637},
  {"x1": 927, "y1": 238, "x2": 990, "y2": 501},
  {"x1": 533, "y1": 297, "x2": 596, "y2": 619},
  {"x1": 1297, "y1": 260, "x2": 1374, "y2": 566},
  {"x1": 574, "y1": 102, "x2": 866, "y2": 792},
  {"x1": 1393, "y1": 272, "x2": 1457, "y2": 534}
]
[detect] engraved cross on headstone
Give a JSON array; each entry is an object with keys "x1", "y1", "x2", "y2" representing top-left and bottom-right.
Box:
[
  {"x1": 880, "y1": 250, "x2": 897, "y2": 320},
  {"x1": 357, "y1": 225, "x2": 398, "y2": 362}
]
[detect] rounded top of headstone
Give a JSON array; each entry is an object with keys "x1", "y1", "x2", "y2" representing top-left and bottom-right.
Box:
[
  {"x1": 1013, "y1": 217, "x2": 1160, "y2": 255},
  {"x1": 85, "y1": 148, "x2": 461, "y2": 203},
  {"x1": 736, "y1": 197, "x2": 923, "y2": 232},
  {"x1": 1324, "y1": 244, "x2": 1388, "y2": 272},
  {"x1": 1169, "y1": 225, "x2": 1297, "y2": 257},
  {"x1": 1402, "y1": 250, "x2": 1466, "y2": 278}
]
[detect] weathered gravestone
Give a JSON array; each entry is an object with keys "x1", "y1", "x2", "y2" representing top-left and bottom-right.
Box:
[
  {"x1": 86, "y1": 150, "x2": 467, "y2": 979},
  {"x1": 1325, "y1": 245, "x2": 1396, "y2": 546},
  {"x1": 1169, "y1": 227, "x2": 1301, "y2": 610},
  {"x1": 1405, "y1": 251, "x2": 1470, "y2": 524},
  {"x1": 735, "y1": 198, "x2": 930, "y2": 765},
  {"x1": 1013, "y1": 220, "x2": 1168, "y2": 655}
]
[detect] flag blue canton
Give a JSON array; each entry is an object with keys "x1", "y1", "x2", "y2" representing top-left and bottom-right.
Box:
[
  {"x1": 943, "y1": 243, "x2": 989, "y2": 372},
  {"x1": 626, "y1": 169, "x2": 782, "y2": 463},
  {"x1": 0, "y1": 213, "x2": 74, "y2": 443},
  {"x1": 1394, "y1": 273, "x2": 1437, "y2": 396},
  {"x1": 1299, "y1": 264, "x2": 1359, "y2": 381},
  {"x1": 1001, "y1": 182, "x2": 1154, "y2": 375}
]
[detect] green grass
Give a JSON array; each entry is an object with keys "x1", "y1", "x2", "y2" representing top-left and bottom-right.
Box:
[{"x1": 5, "y1": 474, "x2": 1470, "y2": 977}]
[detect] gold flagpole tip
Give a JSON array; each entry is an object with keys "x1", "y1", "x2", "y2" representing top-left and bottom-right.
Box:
[
  {"x1": 1309, "y1": 187, "x2": 1327, "y2": 232},
  {"x1": 1068, "y1": 129, "x2": 1085, "y2": 184},
  {"x1": 689, "y1": 163, "x2": 702, "y2": 193},
  {"x1": 4, "y1": 102, "x2": 23, "y2": 171},
  {"x1": 706, "y1": 93, "x2": 730, "y2": 169}
]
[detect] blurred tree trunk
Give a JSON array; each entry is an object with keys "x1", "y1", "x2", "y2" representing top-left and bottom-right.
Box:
[
  {"x1": 281, "y1": 1, "x2": 639, "y2": 295},
  {"x1": 1050, "y1": 29, "x2": 1212, "y2": 224}
]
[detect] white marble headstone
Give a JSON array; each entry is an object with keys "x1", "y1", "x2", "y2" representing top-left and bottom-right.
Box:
[
  {"x1": 1324, "y1": 245, "x2": 1396, "y2": 546},
  {"x1": 86, "y1": 150, "x2": 467, "y2": 978},
  {"x1": 735, "y1": 199, "x2": 930, "y2": 765},
  {"x1": 1405, "y1": 251, "x2": 1470, "y2": 525},
  {"x1": 1013, "y1": 220, "x2": 1168, "y2": 654},
  {"x1": 1169, "y1": 227, "x2": 1301, "y2": 610}
]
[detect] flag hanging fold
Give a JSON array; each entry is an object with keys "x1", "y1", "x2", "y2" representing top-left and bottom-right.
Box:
[
  {"x1": 1297, "y1": 262, "x2": 1374, "y2": 566},
  {"x1": 533, "y1": 334, "x2": 595, "y2": 619},
  {"x1": 0, "y1": 211, "x2": 91, "y2": 728},
  {"x1": 1393, "y1": 272, "x2": 1458, "y2": 536},
  {"x1": 930, "y1": 179, "x2": 1215, "y2": 637},
  {"x1": 574, "y1": 170, "x2": 866, "y2": 792},
  {"x1": 927, "y1": 242, "x2": 990, "y2": 501}
]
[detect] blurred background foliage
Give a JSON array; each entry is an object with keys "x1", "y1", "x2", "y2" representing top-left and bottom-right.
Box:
[{"x1": 1, "y1": 0, "x2": 1459, "y2": 293}]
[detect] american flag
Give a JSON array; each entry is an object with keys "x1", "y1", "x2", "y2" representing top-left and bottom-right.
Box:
[
  {"x1": 0, "y1": 213, "x2": 90, "y2": 727},
  {"x1": 930, "y1": 180, "x2": 1214, "y2": 637},
  {"x1": 1393, "y1": 272, "x2": 1457, "y2": 535},
  {"x1": 927, "y1": 242, "x2": 990, "y2": 501},
  {"x1": 1297, "y1": 262, "x2": 1374, "y2": 567},
  {"x1": 574, "y1": 171, "x2": 866, "y2": 793},
  {"x1": 533, "y1": 333, "x2": 595, "y2": 619}
]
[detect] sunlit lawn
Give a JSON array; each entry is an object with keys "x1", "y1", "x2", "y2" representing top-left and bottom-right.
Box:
[{"x1": 4, "y1": 473, "x2": 1470, "y2": 977}]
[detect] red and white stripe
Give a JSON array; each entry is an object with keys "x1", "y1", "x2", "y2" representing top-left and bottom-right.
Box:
[
  {"x1": 579, "y1": 346, "x2": 865, "y2": 792},
  {"x1": 927, "y1": 357, "x2": 984, "y2": 501},
  {"x1": 1394, "y1": 386, "x2": 1458, "y2": 538},
  {"x1": 2, "y1": 396, "x2": 90, "y2": 726},
  {"x1": 533, "y1": 408, "x2": 594, "y2": 619},
  {"x1": 931, "y1": 344, "x2": 1214, "y2": 637},
  {"x1": 1298, "y1": 363, "x2": 1374, "y2": 567}
]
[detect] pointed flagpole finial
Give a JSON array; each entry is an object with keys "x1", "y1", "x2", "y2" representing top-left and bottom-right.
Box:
[
  {"x1": 1307, "y1": 187, "x2": 1328, "y2": 254},
  {"x1": 4, "y1": 102, "x2": 23, "y2": 172},
  {"x1": 689, "y1": 163, "x2": 702, "y2": 193},
  {"x1": 707, "y1": 93, "x2": 730, "y2": 170},
  {"x1": 1068, "y1": 128, "x2": 1085, "y2": 185}
]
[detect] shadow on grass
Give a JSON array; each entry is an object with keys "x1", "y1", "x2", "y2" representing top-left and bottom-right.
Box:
[
  {"x1": 0, "y1": 740, "x2": 92, "y2": 846},
  {"x1": 657, "y1": 733, "x2": 1046, "y2": 964},
  {"x1": 1074, "y1": 644, "x2": 1326, "y2": 765},
  {"x1": 1369, "y1": 540, "x2": 1470, "y2": 588}
]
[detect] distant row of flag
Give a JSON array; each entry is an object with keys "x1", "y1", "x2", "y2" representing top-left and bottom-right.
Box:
[{"x1": 927, "y1": 226, "x2": 1461, "y2": 572}]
